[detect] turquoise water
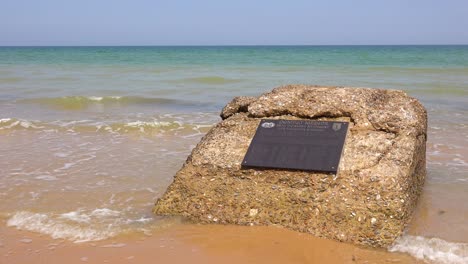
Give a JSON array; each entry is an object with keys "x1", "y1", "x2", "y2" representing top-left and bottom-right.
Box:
[
  {"x1": 1, "y1": 46, "x2": 467, "y2": 263},
  {"x1": 1, "y1": 46, "x2": 468, "y2": 103},
  {"x1": 1, "y1": 46, "x2": 467, "y2": 123}
]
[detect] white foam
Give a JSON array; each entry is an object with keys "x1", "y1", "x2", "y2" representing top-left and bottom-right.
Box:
[
  {"x1": 19, "y1": 238, "x2": 33, "y2": 243},
  {"x1": 54, "y1": 152, "x2": 70, "y2": 158},
  {"x1": 0, "y1": 119, "x2": 43, "y2": 130},
  {"x1": 90, "y1": 208, "x2": 120, "y2": 217},
  {"x1": 126, "y1": 216, "x2": 153, "y2": 224},
  {"x1": 100, "y1": 243, "x2": 126, "y2": 248},
  {"x1": 55, "y1": 162, "x2": 75, "y2": 171},
  {"x1": 389, "y1": 235, "x2": 468, "y2": 264},
  {"x1": 59, "y1": 211, "x2": 91, "y2": 223},
  {"x1": 7, "y1": 211, "x2": 118, "y2": 243},
  {"x1": 88, "y1": 96, "x2": 103, "y2": 101},
  {"x1": 87, "y1": 96, "x2": 122, "y2": 101},
  {"x1": 59, "y1": 208, "x2": 120, "y2": 223},
  {"x1": 125, "y1": 121, "x2": 174, "y2": 128},
  {"x1": 55, "y1": 119, "x2": 93, "y2": 127},
  {"x1": 35, "y1": 175, "x2": 58, "y2": 181}
]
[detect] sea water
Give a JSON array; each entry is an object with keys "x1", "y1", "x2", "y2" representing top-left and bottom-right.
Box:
[{"x1": 0, "y1": 46, "x2": 467, "y2": 263}]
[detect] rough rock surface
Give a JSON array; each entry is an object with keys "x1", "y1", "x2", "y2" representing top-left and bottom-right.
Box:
[{"x1": 153, "y1": 85, "x2": 427, "y2": 247}]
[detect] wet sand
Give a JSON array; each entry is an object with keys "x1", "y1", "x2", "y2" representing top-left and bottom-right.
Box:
[
  {"x1": 1, "y1": 221, "x2": 423, "y2": 264},
  {"x1": 407, "y1": 181, "x2": 468, "y2": 243}
]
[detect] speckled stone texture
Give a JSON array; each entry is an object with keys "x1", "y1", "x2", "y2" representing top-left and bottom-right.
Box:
[{"x1": 153, "y1": 85, "x2": 427, "y2": 247}]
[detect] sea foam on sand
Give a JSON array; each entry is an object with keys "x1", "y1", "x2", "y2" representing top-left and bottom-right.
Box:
[
  {"x1": 7, "y1": 210, "x2": 120, "y2": 243},
  {"x1": 6, "y1": 211, "x2": 468, "y2": 263},
  {"x1": 390, "y1": 235, "x2": 468, "y2": 264}
]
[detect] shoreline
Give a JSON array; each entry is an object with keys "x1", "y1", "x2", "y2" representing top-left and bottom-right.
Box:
[
  {"x1": 1, "y1": 45, "x2": 467, "y2": 264},
  {"x1": 1, "y1": 221, "x2": 424, "y2": 264}
]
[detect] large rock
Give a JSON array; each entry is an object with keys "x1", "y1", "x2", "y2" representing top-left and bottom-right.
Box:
[{"x1": 153, "y1": 85, "x2": 427, "y2": 247}]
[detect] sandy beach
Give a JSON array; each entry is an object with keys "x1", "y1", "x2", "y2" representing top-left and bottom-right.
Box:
[{"x1": 1, "y1": 220, "x2": 425, "y2": 264}]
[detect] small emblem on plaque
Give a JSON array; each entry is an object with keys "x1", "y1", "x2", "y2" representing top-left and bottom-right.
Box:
[
  {"x1": 261, "y1": 122, "x2": 275, "y2": 128},
  {"x1": 332, "y1": 123, "x2": 342, "y2": 131}
]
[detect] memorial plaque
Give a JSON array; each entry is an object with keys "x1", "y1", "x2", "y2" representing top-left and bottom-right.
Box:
[{"x1": 242, "y1": 119, "x2": 348, "y2": 173}]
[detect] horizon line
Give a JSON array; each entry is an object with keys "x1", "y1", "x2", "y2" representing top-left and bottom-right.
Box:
[{"x1": 1, "y1": 44, "x2": 468, "y2": 48}]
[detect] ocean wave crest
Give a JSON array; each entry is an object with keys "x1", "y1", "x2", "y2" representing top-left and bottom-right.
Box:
[
  {"x1": 0, "y1": 118, "x2": 213, "y2": 134},
  {"x1": 19, "y1": 96, "x2": 200, "y2": 110},
  {"x1": 0, "y1": 118, "x2": 44, "y2": 129},
  {"x1": 389, "y1": 235, "x2": 468, "y2": 264}
]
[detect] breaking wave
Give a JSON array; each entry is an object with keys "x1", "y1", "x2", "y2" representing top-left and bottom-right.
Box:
[
  {"x1": 7, "y1": 210, "x2": 177, "y2": 243},
  {"x1": 0, "y1": 118, "x2": 44, "y2": 129},
  {"x1": 7, "y1": 210, "x2": 122, "y2": 242},
  {"x1": 0, "y1": 118, "x2": 213, "y2": 134},
  {"x1": 389, "y1": 235, "x2": 468, "y2": 264},
  {"x1": 19, "y1": 96, "x2": 201, "y2": 110}
]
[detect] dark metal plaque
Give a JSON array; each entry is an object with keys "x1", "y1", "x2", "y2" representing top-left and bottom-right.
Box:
[{"x1": 242, "y1": 119, "x2": 348, "y2": 173}]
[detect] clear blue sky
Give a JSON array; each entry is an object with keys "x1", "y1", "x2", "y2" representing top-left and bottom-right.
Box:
[{"x1": 1, "y1": 0, "x2": 467, "y2": 46}]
